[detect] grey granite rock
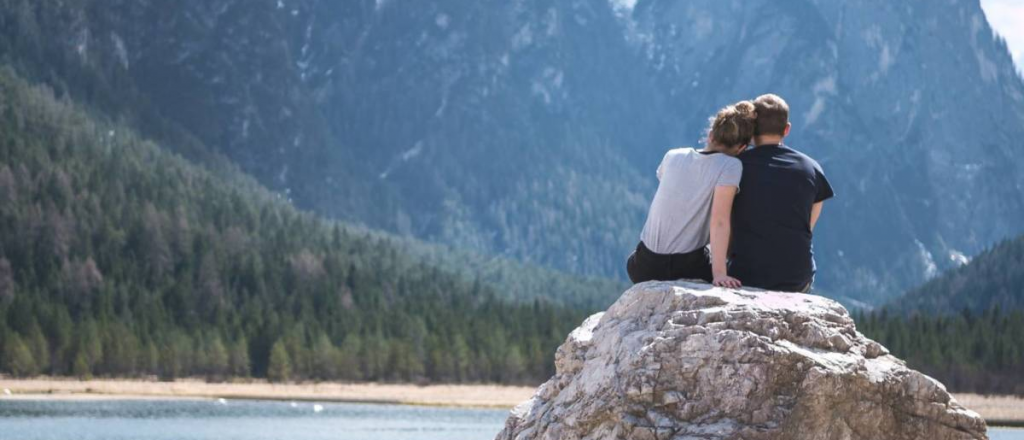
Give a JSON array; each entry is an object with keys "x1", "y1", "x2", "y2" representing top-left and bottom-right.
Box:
[{"x1": 497, "y1": 281, "x2": 988, "y2": 440}]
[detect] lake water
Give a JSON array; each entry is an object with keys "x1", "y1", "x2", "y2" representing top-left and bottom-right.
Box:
[{"x1": 0, "y1": 399, "x2": 1020, "y2": 440}]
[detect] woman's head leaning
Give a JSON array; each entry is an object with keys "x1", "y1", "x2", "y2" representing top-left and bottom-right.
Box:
[{"x1": 706, "y1": 100, "x2": 757, "y2": 156}]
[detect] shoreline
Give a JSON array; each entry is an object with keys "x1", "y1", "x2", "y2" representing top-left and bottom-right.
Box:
[
  {"x1": 0, "y1": 377, "x2": 535, "y2": 409},
  {"x1": 2, "y1": 378, "x2": 1023, "y2": 427}
]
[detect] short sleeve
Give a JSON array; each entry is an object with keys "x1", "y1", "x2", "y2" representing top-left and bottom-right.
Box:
[
  {"x1": 715, "y1": 158, "x2": 742, "y2": 189},
  {"x1": 813, "y1": 164, "x2": 835, "y2": 203},
  {"x1": 656, "y1": 151, "x2": 670, "y2": 180}
]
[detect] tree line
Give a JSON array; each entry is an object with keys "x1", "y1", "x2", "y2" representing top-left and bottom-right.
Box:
[
  {"x1": 0, "y1": 67, "x2": 591, "y2": 384},
  {"x1": 854, "y1": 308, "x2": 1024, "y2": 395}
]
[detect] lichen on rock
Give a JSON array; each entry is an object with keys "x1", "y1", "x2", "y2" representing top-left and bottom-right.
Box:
[{"x1": 496, "y1": 281, "x2": 988, "y2": 440}]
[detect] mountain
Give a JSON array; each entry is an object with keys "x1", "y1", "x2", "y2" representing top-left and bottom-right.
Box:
[
  {"x1": 887, "y1": 235, "x2": 1024, "y2": 314},
  {"x1": 626, "y1": 0, "x2": 1024, "y2": 305},
  {"x1": 0, "y1": 0, "x2": 659, "y2": 282},
  {"x1": 2, "y1": 0, "x2": 1023, "y2": 305},
  {"x1": 852, "y1": 235, "x2": 1024, "y2": 395},
  {"x1": 0, "y1": 67, "x2": 593, "y2": 383}
]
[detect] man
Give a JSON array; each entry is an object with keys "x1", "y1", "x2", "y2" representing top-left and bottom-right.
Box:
[{"x1": 729, "y1": 94, "x2": 834, "y2": 293}]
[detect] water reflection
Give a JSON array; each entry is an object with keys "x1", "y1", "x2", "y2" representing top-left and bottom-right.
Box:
[
  {"x1": 0, "y1": 399, "x2": 1020, "y2": 440},
  {"x1": 0, "y1": 399, "x2": 509, "y2": 440}
]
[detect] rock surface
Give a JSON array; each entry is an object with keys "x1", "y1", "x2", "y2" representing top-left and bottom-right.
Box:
[{"x1": 496, "y1": 281, "x2": 988, "y2": 440}]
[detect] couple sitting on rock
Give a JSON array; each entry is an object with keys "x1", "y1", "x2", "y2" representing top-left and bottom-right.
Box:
[{"x1": 627, "y1": 94, "x2": 834, "y2": 293}]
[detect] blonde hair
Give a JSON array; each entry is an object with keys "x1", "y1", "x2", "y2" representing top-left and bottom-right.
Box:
[{"x1": 708, "y1": 100, "x2": 757, "y2": 148}]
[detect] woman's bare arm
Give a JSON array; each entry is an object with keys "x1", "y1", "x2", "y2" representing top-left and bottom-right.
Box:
[{"x1": 710, "y1": 186, "x2": 741, "y2": 288}]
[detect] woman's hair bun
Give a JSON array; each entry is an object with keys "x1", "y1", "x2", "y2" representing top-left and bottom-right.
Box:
[
  {"x1": 734, "y1": 100, "x2": 757, "y2": 119},
  {"x1": 707, "y1": 100, "x2": 758, "y2": 148}
]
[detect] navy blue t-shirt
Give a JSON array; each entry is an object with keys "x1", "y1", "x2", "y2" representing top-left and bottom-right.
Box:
[{"x1": 729, "y1": 144, "x2": 834, "y2": 292}]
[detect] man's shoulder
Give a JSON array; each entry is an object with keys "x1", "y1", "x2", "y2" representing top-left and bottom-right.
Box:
[
  {"x1": 777, "y1": 143, "x2": 811, "y2": 158},
  {"x1": 781, "y1": 145, "x2": 825, "y2": 170}
]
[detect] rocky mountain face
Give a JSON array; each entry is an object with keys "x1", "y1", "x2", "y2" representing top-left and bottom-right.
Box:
[
  {"x1": 889, "y1": 233, "x2": 1024, "y2": 314},
  {"x1": 2, "y1": 0, "x2": 1023, "y2": 305},
  {"x1": 621, "y1": 0, "x2": 1024, "y2": 305},
  {"x1": 497, "y1": 281, "x2": 988, "y2": 440}
]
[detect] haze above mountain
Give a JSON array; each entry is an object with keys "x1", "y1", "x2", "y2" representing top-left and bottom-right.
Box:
[{"x1": 2, "y1": 0, "x2": 1023, "y2": 305}]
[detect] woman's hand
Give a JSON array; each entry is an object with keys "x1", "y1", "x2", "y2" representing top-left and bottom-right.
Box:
[{"x1": 713, "y1": 274, "x2": 742, "y2": 289}]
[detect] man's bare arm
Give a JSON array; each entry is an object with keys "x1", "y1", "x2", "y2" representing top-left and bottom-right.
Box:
[{"x1": 810, "y1": 202, "x2": 823, "y2": 231}]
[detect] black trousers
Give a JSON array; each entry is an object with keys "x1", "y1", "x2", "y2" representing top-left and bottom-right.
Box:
[{"x1": 626, "y1": 241, "x2": 713, "y2": 284}]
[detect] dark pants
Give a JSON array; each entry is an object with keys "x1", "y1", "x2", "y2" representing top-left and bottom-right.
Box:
[
  {"x1": 626, "y1": 241, "x2": 713, "y2": 284},
  {"x1": 798, "y1": 278, "x2": 813, "y2": 293},
  {"x1": 756, "y1": 273, "x2": 814, "y2": 293}
]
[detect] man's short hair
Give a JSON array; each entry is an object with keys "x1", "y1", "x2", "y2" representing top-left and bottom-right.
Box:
[{"x1": 753, "y1": 94, "x2": 789, "y2": 136}]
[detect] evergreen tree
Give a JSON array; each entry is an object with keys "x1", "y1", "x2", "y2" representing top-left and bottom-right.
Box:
[
  {"x1": 503, "y1": 347, "x2": 526, "y2": 383},
  {"x1": 72, "y1": 351, "x2": 91, "y2": 380},
  {"x1": 336, "y1": 335, "x2": 363, "y2": 381},
  {"x1": 268, "y1": 340, "x2": 291, "y2": 383},
  {"x1": 26, "y1": 321, "x2": 50, "y2": 375},
  {"x1": 206, "y1": 336, "x2": 229, "y2": 380},
  {"x1": 3, "y1": 334, "x2": 37, "y2": 377},
  {"x1": 0, "y1": 257, "x2": 14, "y2": 304},
  {"x1": 311, "y1": 334, "x2": 338, "y2": 381},
  {"x1": 229, "y1": 338, "x2": 251, "y2": 377},
  {"x1": 141, "y1": 343, "x2": 160, "y2": 376}
]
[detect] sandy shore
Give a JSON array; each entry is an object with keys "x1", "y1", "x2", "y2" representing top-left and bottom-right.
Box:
[
  {"x1": 2, "y1": 378, "x2": 1022, "y2": 425},
  {"x1": 0, "y1": 377, "x2": 534, "y2": 409},
  {"x1": 953, "y1": 394, "x2": 1024, "y2": 426}
]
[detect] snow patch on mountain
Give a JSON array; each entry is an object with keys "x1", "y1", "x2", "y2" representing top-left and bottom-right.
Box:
[
  {"x1": 111, "y1": 32, "x2": 129, "y2": 70},
  {"x1": 970, "y1": 14, "x2": 1000, "y2": 82},
  {"x1": 532, "y1": 67, "x2": 565, "y2": 105},
  {"x1": 863, "y1": 25, "x2": 898, "y2": 79},
  {"x1": 805, "y1": 76, "x2": 837, "y2": 126},
  {"x1": 917, "y1": 240, "x2": 939, "y2": 279},
  {"x1": 692, "y1": 11, "x2": 714, "y2": 40},
  {"x1": 379, "y1": 142, "x2": 425, "y2": 180},
  {"x1": 949, "y1": 250, "x2": 970, "y2": 266},
  {"x1": 512, "y1": 24, "x2": 533, "y2": 50},
  {"x1": 608, "y1": 0, "x2": 637, "y2": 15}
]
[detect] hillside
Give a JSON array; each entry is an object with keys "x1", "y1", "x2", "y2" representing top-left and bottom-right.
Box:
[
  {"x1": 0, "y1": 67, "x2": 599, "y2": 383},
  {"x1": 2, "y1": 0, "x2": 1023, "y2": 306},
  {"x1": 888, "y1": 235, "x2": 1024, "y2": 314},
  {"x1": 852, "y1": 236, "x2": 1024, "y2": 395}
]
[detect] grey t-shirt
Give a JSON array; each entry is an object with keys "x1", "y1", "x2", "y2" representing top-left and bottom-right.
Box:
[{"x1": 640, "y1": 148, "x2": 742, "y2": 254}]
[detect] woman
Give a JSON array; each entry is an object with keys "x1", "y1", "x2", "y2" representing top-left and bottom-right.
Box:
[{"x1": 626, "y1": 101, "x2": 756, "y2": 288}]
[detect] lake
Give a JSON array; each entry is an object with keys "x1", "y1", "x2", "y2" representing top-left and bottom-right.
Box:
[{"x1": 0, "y1": 399, "x2": 1020, "y2": 440}]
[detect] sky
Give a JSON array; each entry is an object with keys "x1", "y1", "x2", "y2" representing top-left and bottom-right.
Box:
[{"x1": 980, "y1": 0, "x2": 1024, "y2": 73}]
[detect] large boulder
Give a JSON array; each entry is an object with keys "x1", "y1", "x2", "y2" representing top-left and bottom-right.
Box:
[{"x1": 497, "y1": 281, "x2": 988, "y2": 440}]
